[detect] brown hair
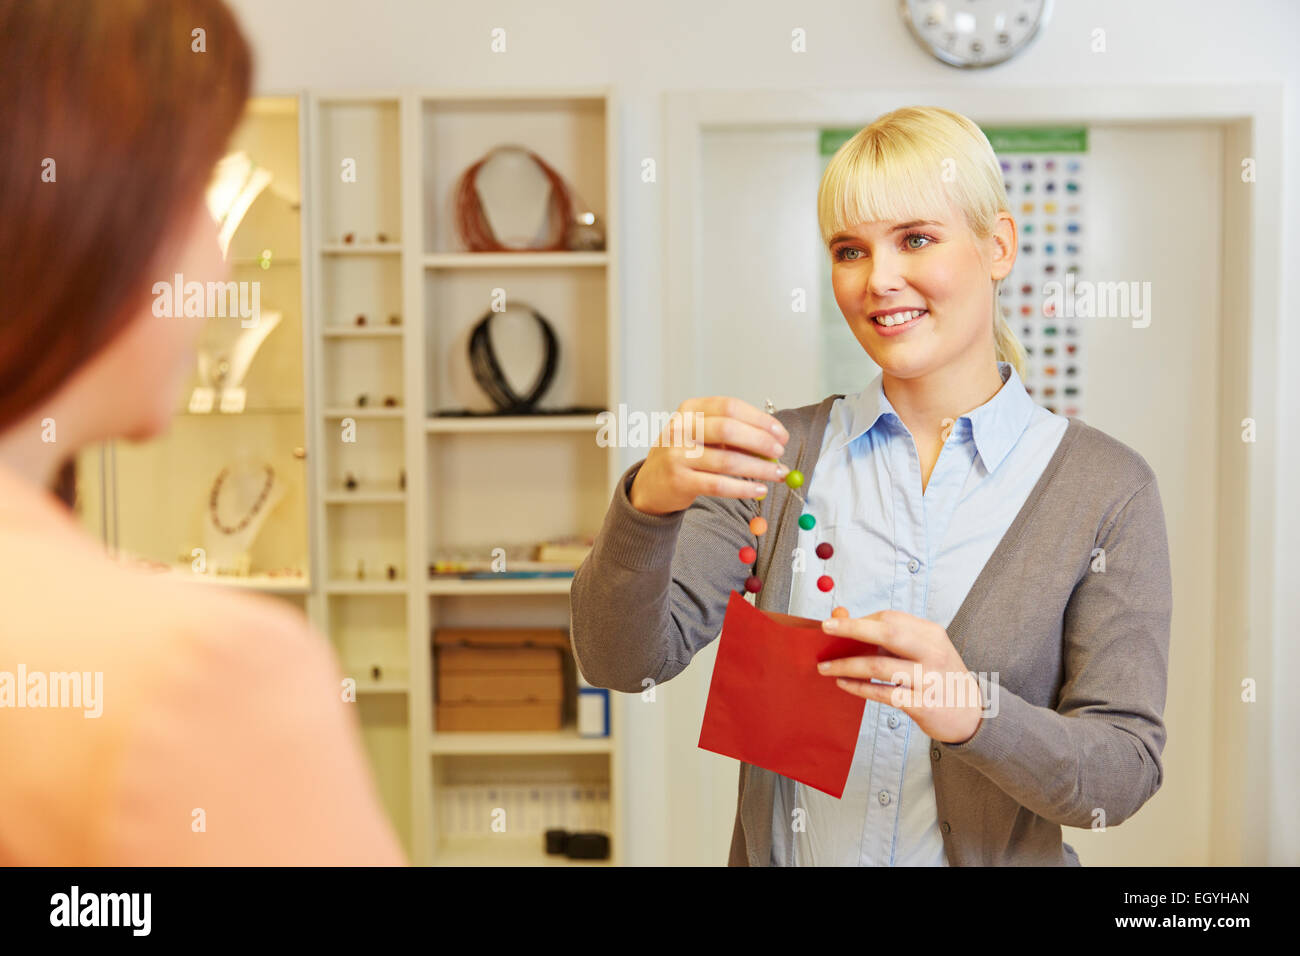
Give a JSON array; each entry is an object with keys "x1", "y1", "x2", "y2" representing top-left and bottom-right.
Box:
[{"x1": 0, "y1": 0, "x2": 252, "y2": 432}]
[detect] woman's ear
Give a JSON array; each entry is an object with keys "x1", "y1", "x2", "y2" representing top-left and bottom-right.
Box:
[{"x1": 989, "y1": 211, "x2": 1017, "y2": 282}]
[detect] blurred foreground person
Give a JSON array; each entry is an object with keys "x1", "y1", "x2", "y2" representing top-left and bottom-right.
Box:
[{"x1": 0, "y1": 0, "x2": 404, "y2": 865}]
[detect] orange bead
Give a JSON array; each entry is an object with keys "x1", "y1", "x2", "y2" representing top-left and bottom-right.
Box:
[
  {"x1": 748, "y1": 516, "x2": 768, "y2": 536},
  {"x1": 831, "y1": 606, "x2": 850, "y2": 619}
]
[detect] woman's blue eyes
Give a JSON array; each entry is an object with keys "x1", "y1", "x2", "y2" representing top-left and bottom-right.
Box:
[{"x1": 833, "y1": 232, "x2": 934, "y2": 260}]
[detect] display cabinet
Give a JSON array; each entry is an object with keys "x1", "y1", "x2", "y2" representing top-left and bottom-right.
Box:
[{"x1": 75, "y1": 95, "x2": 313, "y2": 606}]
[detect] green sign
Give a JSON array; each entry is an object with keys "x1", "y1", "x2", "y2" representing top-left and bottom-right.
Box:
[{"x1": 820, "y1": 125, "x2": 1087, "y2": 156}]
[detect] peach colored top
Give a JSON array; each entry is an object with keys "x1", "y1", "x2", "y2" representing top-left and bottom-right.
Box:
[{"x1": 0, "y1": 462, "x2": 405, "y2": 865}]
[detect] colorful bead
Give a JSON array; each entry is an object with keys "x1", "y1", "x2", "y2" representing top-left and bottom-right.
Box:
[
  {"x1": 816, "y1": 575, "x2": 833, "y2": 593},
  {"x1": 784, "y1": 469, "x2": 804, "y2": 489},
  {"x1": 749, "y1": 516, "x2": 768, "y2": 536},
  {"x1": 739, "y1": 546, "x2": 756, "y2": 564},
  {"x1": 816, "y1": 542, "x2": 833, "y2": 560},
  {"x1": 744, "y1": 575, "x2": 763, "y2": 594},
  {"x1": 798, "y1": 513, "x2": 815, "y2": 531},
  {"x1": 831, "y1": 606, "x2": 850, "y2": 619}
]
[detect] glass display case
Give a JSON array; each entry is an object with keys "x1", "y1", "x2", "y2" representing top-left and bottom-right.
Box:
[{"x1": 75, "y1": 96, "x2": 312, "y2": 599}]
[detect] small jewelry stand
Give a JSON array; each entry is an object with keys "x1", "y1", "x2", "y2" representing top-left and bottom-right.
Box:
[
  {"x1": 201, "y1": 454, "x2": 287, "y2": 575},
  {"x1": 190, "y1": 310, "x2": 282, "y2": 414}
]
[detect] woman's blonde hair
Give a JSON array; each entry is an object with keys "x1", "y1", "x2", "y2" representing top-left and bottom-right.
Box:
[{"x1": 817, "y1": 106, "x2": 1026, "y2": 379}]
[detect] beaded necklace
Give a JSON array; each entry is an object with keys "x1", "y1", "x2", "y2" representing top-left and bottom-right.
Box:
[
  {"x1": 737, "y1": 400, "x2": 849, "y2": 620},
  {"x1": 208, "y1": 465, "x2": 275, "y2": 536}
]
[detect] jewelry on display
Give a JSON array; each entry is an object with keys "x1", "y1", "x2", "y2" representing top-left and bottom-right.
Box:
[
  {"x1": 376, "y1": 232, "x2": 389, "y2": 243},
  {"x1": 383, "y1": 396, "x2": 398, "y2": 407},
  {"x1": 357, "y1": 394, "x2": 369, "y2": 407},
  {"x1": 355, "y1": 313, "x2": 367, "y2": 326},
  {"x1": 343, "y1": 232, "x2": 355, "y2": 244},
  {"x1": 387, "y1": 313, "x2": 401, "y2": 326},
  {"x1": 345, "y1": 472, "x2": 358, "y2": 490},
  {"x1": 386, "y1": 565, "x2": 397, "y2": 580},
  {"x1": 399, "y1": 469, "x2": 406, "y2": 491},
  {"x1": 468, "y1": 303, "x2": 558, "y2": 412},
  {"x1": 356, "y1": 559, "x2": 365, "y2": 580},
  {"x1": 208, "y1": 465, "x2": 275, "y2": 536},
  {"x1": 371, "y1": 666, "x2": 383, "y2": 681}
]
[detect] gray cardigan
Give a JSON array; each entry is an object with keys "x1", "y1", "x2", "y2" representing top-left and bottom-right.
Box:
[{"x1": 569, "y1": 396, "x2": 1173, "y2": 865}]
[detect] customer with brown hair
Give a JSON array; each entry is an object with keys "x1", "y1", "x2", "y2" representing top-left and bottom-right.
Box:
[{"x1": 0, "y1": 0, "x2": 404, "y2": 865}]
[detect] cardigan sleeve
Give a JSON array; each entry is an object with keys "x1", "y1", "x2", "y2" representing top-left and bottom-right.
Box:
[
  {"x1": 569, "y1": 457, "x2": 763, "y2": 695},
  {"x1": 939, "y1": 476, "x2": 1173, "y2": 829}
]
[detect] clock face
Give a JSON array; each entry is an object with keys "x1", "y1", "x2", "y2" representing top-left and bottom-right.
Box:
[{"x1": 900, "y1": 0, "x2": 1053, "y2": 69}]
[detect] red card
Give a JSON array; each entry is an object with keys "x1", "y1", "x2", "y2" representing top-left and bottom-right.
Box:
[{"x1": 698, "y1": 591, "x2": 880, "y2": 799}]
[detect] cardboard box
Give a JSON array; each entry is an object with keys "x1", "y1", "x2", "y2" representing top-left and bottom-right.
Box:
[{"x1": 434, "y1": 628, "x2": 569, "y2": 731}]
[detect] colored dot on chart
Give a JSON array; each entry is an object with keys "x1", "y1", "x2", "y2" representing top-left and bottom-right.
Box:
[
  {"x1": 831, "y1": 606, "x2": 850, "y2": 619},
  {"x1": 744, "y1": 575, "x2": 763, "y2": 594},
  {"x1": 738, "y1": 546, "x2": 756, "y2": 564},
  {"x1": 817, "y1": 575, "x2": 834, "y2": 593},
  {"x1": 816, "y1": 542, "x2": 833, "y2": 560},
  {"x1": 798, "y1": 513, "x2": 815, "y2": 531},
  {"x1": 784, "y1": 470, "x2": 804, "y2": 489},
  {"x1": 749, "y1": 516, "x2": 768, "y2": 536}
]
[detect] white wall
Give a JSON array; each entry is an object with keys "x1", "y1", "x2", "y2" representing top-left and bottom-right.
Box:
[{"x1": 227, "y1": 0, "x2": 1300, "y2": 866}]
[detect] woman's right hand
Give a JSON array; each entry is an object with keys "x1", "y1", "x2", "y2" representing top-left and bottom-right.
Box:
[{"x1": 628, "y1": 396, "x2": 791, "y2": 516}]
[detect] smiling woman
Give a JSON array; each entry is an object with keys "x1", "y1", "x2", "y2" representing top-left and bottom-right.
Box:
[
  {"x1": 571, "y1": 104, "x2": 1172, "y2": 867},
  {"x1": 819, "y1": 107, "x2": 1027, "y2": 386}
]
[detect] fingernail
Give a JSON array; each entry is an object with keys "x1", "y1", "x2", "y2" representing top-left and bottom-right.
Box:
[
  {"x1": 823, "y1": 619, "x2": 838, "y2": 630},
  {"x1": 817, "y1": 661, "x2": 830, "y2": 672},
  {"x1": 775, "y1": 464, "x2": 789, "y2": 478}
]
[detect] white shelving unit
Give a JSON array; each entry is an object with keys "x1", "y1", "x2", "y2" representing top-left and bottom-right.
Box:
[{"x1": 305, "y1": 88, "x2": 621, "y2": 866}]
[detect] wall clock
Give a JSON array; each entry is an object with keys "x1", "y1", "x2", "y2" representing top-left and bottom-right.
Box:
[{"x1": 899, "y1": 0, "x2": 1053, "y2": 69}]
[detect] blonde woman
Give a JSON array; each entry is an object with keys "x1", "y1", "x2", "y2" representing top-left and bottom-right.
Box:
[{"x1": 571, "y1": 106, "x2": 1172, "y2": 866}]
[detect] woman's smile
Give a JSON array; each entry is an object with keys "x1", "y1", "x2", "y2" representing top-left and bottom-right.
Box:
[{"x1": 871, "y1": 307, "x2": 928, "y2": 336}]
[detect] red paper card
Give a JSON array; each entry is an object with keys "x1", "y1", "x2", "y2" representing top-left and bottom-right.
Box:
[{"x1": 698, "y1": 591, "x2": 881, "y2": 799}]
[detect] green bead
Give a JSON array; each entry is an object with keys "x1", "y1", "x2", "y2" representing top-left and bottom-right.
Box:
[
  {"x1": 784, "y1": 469, "x2": 804, "y2": 489},
  {"x1": 798, "y1": 513, "x2": 815, "y2": 531}
]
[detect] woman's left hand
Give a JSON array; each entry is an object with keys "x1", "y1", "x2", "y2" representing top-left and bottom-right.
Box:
[{"x1": 817, "y1": 609, "x2": 984, "y2": 744}]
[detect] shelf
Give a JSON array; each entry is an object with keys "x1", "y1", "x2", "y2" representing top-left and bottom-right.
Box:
[
  {"x1": 325, "y1": 581, "x2": 408, "y2": 595},
  {"x1": 182, "y1": 572, "x2": 310, "y2": 594},
  {"x1": 324, "y1": 490, "x2": 407, "y2": 504},
  {"x1": 433, "y1": 834, "x2": 611, "y2": 867},
  {"x1": 425, "y1": 414, "x2": 603, "y2": 433},
  {"x1": 321, "y1": 243, "x2": 402, "y2": 255},
  {"x1": 323, "y1": 407, "x2": 404, "y2": 419},
  {"x1": 322, "y1": 326, "x2": 404, "y2": 338},
  {"x1": 427, "y1": 577, "x2": 573, "y2": 596},
  {"x1": 230, "y1": 256, "x2": 301, "y2": 267},
  {"x1": 423, "y1": 252, "x2": 607, "y2": 269},
  {"x1": 429, "y1": 726, "x2": 611, "y2": 755},
  {"x1": 177, "y1": 406, "x2": 304, "y2": 417},
  {"x1": 354, "y1": 679, "x2": 410, "y2": 695}
]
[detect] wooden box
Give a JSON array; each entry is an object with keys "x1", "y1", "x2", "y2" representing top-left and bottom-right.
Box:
[{"x1": 434, "y1": 628, "x2": 568, "y2": 732}]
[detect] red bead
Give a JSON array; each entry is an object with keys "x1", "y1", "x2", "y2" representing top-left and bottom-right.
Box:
[
  {"x1": 744, "y1": 575, "x2": 763, "y2": 594},
  {"x1": 738, "y1": 546, "x2": 756, "y2": 564},
  {"x1": 816, "y1": 575, "x2": 833, "y2": 592},
  {"x1": 815, "y1": 542, "x2": 833, "y2": 560}
]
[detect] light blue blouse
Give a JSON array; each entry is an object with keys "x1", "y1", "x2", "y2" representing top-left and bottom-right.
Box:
[{"x1": 769, "y1": 361, "x2": 1068, "y2": 865}]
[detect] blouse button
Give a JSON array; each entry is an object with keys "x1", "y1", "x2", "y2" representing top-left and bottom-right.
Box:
[
  {"x1": 907, "y1": 558, "x2": 920, "y2": 574},
  {"x1": 887, "y1": 714, "x2": 899, "y2": 729},
  {"x1": 878, "y1": 791, "x2": 891, "y2": 806}
]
